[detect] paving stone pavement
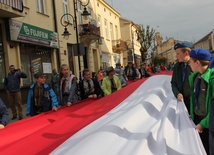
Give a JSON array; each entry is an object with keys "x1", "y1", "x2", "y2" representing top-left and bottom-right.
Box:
[{"x1": 8, "y1": 104, "x2": 27, "y2": 124}]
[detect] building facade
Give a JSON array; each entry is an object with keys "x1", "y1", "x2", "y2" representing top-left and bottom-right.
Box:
[
  {"x1": 153, "y1": 32, "x2": 178, "y2": 64},
  {"x1": 194, "y1": 29, "x2": 214, "y2": 53},
  {"x1": 119, "y1": 18, "x2": 141, "y2": 68}
]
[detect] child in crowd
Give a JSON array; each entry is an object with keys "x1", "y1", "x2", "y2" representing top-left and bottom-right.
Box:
[
  {"x1": 102, "y1": 67, "x2": 121, "y2": 96},
  {"x1": 138, "y1": 63, "x2": 150, "y2": 78},
  {"x1": 124, "y1": 62, "x2": 137, "y2": 81},
  {"x1": 115, "y1": 68, "x2": 127, "y2": 87},
  {"x1": 79, "y1": 69, "x2": 101, "y2": 100},
  {"x1": 171, "y1": 42, "x2": 193, "y2": 113},
  {"x1": 58, "y1": 64, "x2": 79, "y2": 106},
  {"x1": 189, "y1": 48, "x2": 214, "y2": 154},
  {"x1": 26, "y1": 72, "x2": 58, "y2": 116},
  {"x1": 51, "y1": 69, "x2": 59, "y2": 96},
  {"x1": 115, "y1": 63, "x2": 128, "y2": 81},
  {"x1": 0, "y1": 98, "x2": 9, "y2": 129}
]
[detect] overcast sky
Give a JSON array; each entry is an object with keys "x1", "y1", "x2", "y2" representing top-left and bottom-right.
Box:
[{"x1": 105, "y1": 0, "x2": 214, "y2": 43}]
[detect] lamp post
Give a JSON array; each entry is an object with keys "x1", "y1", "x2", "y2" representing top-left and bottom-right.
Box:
[{"x1": 60, "y1": 0, "x2": 91, "y2": 80}]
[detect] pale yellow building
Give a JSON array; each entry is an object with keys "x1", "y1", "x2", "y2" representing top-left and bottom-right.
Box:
[
  {"x1": 94, "y1": 0, "x2": 122, "y2": 69},
  {"x1": 119, "y1": 18, "x2": 141, "y2": 68},
  {"x1": 154, "y1": 32, "x2": 178, "y2": 64}
]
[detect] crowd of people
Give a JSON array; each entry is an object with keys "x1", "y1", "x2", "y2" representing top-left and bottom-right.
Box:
[{"x1": 1, "y1": 42, "x2": 214, "y2": 154}]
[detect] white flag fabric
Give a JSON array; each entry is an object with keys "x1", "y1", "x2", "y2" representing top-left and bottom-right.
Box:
[{"x1": 51, "y1": 75, "x2": 207, "y2": 155}]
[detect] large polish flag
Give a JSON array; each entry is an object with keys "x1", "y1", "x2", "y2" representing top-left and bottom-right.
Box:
[{"x1": 0, "y1": 72, "x2": 206, "y2": 155}]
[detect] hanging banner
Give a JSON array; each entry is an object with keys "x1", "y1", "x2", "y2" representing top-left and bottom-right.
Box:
[{"x1": 9, "y1": 19, "x2": 59, "y2": 48}]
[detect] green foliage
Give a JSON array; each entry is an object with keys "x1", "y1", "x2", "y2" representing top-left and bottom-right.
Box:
[
  {"x1": 153, "y1": 56, "x2": 167, "y2": 66},
  {"x1": 136, "y1": 25, "x2": 155, "y2": 62}
]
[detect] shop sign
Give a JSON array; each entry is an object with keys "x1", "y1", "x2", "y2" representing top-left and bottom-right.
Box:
[{"x1": 9, "y1": 19, "x2": 59, "y2": 48}]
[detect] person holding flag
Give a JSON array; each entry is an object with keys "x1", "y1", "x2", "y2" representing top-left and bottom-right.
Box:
[{"x1": 171, "y1": 42, "x2": 193, "y2": 113}]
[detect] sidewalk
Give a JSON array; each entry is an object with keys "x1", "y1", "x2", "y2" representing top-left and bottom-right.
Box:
[{"x1": 8, "y1": 104, "x2": 28, "y2": 124}]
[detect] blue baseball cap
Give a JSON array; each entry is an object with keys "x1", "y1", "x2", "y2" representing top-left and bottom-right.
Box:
[
  {"x1": 190, "y1": 48, "x2": 211, "y2": 61},
  {"x1": 174, "y1": 42, "x2": 193, "y2": 50}
]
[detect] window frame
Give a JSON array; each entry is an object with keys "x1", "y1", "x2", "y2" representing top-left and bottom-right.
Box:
[
  {"x1": 115, "y1": 25, "x2": 118, "y2": 40},
  {"x1": 110, "y1": 23, "x2": 114, "y2": 40},
  {"x1": 104, "y1": 19, "x2": 109, "y2": 39},
  {"x1": 62, "y1": 0, "x2": 69, "y2": 21},
  {"x1": 36, "y1": 0, "x2": 46, "y2": 14}
]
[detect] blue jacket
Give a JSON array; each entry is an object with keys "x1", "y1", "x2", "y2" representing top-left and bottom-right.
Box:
[
  {"x1": 26, "y1": 83, "x2": 58, "y2": 116},
  {"x1": 0, "y1": 99, "x2": 9, "y2": 126},
  {"x1": 4, "y1": 71, "x2": 27, "y2": 92},
  {"x1": 116, "y1": 75, "x2": 127, "y2": 87}
]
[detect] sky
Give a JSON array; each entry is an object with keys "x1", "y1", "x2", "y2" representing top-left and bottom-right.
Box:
[{"x1": 105, "y1": 0, "x2": 214, "y2": 43}]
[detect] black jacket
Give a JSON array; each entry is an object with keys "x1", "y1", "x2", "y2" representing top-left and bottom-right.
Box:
[
  {"x1": 124, "y1": 66, "x2": 137, "y2": 80},
  {"x1": 79, "y1": 79, "x2": 101, "y2": 100},
  {"x1": 138, "y1": 68, "x2": 150, "y2": 78},
  {"x1": 171, "y1": 62, "x2": 192, "y2": 98},
  {"x1": 4, "y1": 71, "x2": 27, "y2": 92}
]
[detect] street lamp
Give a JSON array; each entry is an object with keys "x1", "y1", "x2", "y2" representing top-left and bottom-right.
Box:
[{"x1": 60, "y1": 0, "x2": 91, "y2": 80}]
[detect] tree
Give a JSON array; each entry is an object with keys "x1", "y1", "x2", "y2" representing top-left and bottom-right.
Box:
[
  {"x1": 153, "y1": 56, "x2": 167, "y2": 66},
  {"x1": 136, "y1": 25, "x2": 155, "y2": 62}
]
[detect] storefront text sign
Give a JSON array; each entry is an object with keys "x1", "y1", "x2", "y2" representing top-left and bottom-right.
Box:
[{"x1": 9, "y1": 19, "x2": 59, "y2": 48}]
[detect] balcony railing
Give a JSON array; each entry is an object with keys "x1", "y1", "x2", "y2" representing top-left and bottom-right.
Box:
[
  {"x1": 79, "y1": 23, "x2": 101, "y2": 44},
  {"x1": 0, "y1": 0, "x2": 23, "y2": 12},
  {"x1": 79, "y1": 23, "x2": 100, "y2": 36},
  {"x1": 112, "y1": 39, "x2": 127, "y2": 53}
]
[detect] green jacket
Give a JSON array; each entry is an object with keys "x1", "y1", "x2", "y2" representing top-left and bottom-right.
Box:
[
  {"x1": 189, "y1": 68, "x2": 214, "y2": 128},
  {"x1": 101, "y1": 75, "x2": 121, "y2": 96}
]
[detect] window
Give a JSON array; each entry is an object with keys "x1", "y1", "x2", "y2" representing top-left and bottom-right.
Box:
[
  {"x1": 62, "y1": 0, "x2": 68, "y2": 13},
  {"x1": 62, "y1": 0, "x2": 69, "y2": 21},
  {"x1": 97, "y1": 15, "x2": 102, "y2": 37},
  {"x1": 22, "y1": 0, "x2": 26, "y2": 6},
  {"x1": 37, "y1": 0, "x2": 45, "y2": 14},
  {"x1": 97, "y1": 15, "x2": 101, "y2": 26},
  {"x1": 77, "y1": 1, "x2": 83, "y2": 24},
  {"x1": 97, "y1": 15, "x2": 102, "y2": 36},
  {"x1": 110, "y1": 23, "x2": 114, "y2": 40},
  {"x1": 104, "y1": 19, "x2": 109, "y2": 39},
  {"x1": 102, "y1": 53, "x2": 110, "y2": 69},
  {"x1": 115, "y1": 25, "x2": 118, "y2": 40}
]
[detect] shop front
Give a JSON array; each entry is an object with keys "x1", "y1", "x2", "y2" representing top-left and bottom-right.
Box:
[
  {"x1": 0, "y1": 19, "x2": 59, "y2": 106},
  {"x1": 7, "y1": 19, "x2": 59, "y2": 86}
]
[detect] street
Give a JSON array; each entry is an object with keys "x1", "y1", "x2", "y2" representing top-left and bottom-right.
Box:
[{"x1": 8, "y1": 104, "x2": 27, "y2": 124}]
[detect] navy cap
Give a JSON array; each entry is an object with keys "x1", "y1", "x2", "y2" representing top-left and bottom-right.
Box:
[
  {"x1": 34, "y1": 72, "x2": 46, "y2": 78},
  {"x1": 106, "y1": 66, "x2": 114, "y2": 73},
  {"x1": 190, "y1": 48, "x2": 211, "y2": 61},
  {"x1": 174, "y1": 42, "x2": 193, "y2": 50}
]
